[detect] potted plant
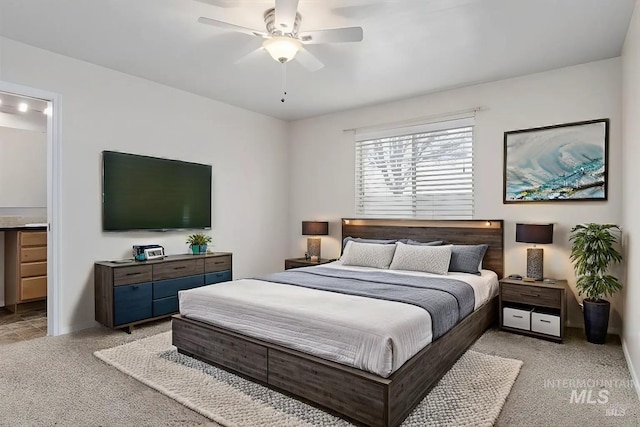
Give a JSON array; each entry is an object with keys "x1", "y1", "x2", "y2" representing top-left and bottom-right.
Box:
[
  {"x1": 186, "y1": 233, "x2": 212, "y2": 255},
  {"x1": 569, "y1": 223, "x2": 623, "y2": 344}
]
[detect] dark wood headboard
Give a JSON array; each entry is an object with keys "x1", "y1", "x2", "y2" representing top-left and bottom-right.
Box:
[{"x1": 341, "y1": 218, "x2": 504, "y2": 278}]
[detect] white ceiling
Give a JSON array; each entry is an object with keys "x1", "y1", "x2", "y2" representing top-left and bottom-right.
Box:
[{"x1": 0, "y1": 0, "x2": 634, "y2": 120}]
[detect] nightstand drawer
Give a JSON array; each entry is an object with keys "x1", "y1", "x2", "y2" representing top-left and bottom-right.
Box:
[
  {"x1": 531, "y1": 312, "x2": 560, "y2": 337},
  {"x1": 503, "y1": 307, "x2": 531, "y2": 330},
  {"x1": 501, "y1": 283, "x2": 561, "y2": 309}
]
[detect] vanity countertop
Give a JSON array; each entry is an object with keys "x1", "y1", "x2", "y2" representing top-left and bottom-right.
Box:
[{"x1": 0, "y1": 216, "x2": 47, "y2": 231}]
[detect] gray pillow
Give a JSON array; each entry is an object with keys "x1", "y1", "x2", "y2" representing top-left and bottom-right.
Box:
[
  {"x1": 448, "y1": 244, "x2": 489, "y2": 275},
  {"x1": 389, "y1": 242, "x2": 451, "y2": 275},
  {"x1": 406, "y1": 239, "x2": 444, "y2": 246},
  {"x1": 341, "y1": 241, "x2": 397, "y2": 269},
  {"x1": 342, "y1": 236, "x2": 397, "y2": 250}
]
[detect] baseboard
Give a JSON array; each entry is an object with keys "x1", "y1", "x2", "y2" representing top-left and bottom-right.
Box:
[{"x1": 622, "y1": 338, "x2": 640, "y2": 401}]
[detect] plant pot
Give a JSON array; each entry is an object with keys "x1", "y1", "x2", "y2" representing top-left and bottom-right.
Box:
[
  {"x1": 191, "y1": 245, "x2": 200, "y2": 255},
  {"x1": 583, "y1": 299, "x2": 610, "y2": 344},
  {"x1": 199, "y1": 244, "x2": 208, "y2": 253}
]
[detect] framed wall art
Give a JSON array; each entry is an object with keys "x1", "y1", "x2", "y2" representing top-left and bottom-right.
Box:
[{"x1": 503, "y1": 118, "x2": 609, "y2": 203}]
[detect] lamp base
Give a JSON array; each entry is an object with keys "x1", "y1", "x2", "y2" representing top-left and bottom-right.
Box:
[
  {"x1": 526, "y1": 247, "x2": 544, "y2": 281},
  {"x1": 307, "y1": 237, "x2": 321, "y2": 260}
]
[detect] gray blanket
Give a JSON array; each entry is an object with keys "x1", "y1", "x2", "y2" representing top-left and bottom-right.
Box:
[{"x1": 257, "y1": 266, "x2": 475, "y2": 340}]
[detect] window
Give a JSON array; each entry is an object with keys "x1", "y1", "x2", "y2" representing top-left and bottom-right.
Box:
[{"x1": 355, "y1": 118, "x2": 474, "y2": 219}]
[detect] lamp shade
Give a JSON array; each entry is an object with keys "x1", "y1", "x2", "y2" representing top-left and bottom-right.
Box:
[
  {"x1": 302, "y1": 221, "x2": 328, "y2": 236},
  {"x1": 515, "y1": 223, "x2": 553, "y2": 244}
]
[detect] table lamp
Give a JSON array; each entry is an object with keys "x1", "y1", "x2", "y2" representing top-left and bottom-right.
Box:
[
  {"x1": 515, "y1": 223, "x2": 554, "y2": 281},
  {"x1": 302, "y1": 221, "x2": 329, "y2": 262}
]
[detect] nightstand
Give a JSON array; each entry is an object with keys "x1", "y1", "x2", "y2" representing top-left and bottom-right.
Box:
[
  {"x1": 499, "y1": 278, "x2": 567, "y2": 342},
  {"x1": 284, "y1": 257, "x2": 334, "y2": 270}
]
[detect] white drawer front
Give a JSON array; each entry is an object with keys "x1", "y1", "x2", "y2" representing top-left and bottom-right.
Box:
[
  {"x1": 531, "y1": 312, "x2": 561, "y2": 337},
  {"x1": 503, "y1": 307, "x2": 531, "y2": 330}
]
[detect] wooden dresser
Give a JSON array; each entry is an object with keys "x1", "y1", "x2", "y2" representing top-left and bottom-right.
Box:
[
  {"x1": 4, "y1": 230, "x2": 48, "y2": 312},
  {"x1": 95, "y1": 252, "x2": 232, "y2": 332}
]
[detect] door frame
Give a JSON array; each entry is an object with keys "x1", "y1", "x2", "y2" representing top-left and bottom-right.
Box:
[{"x1": 0, "y1": 80, "x2": 62, "y2": 336}]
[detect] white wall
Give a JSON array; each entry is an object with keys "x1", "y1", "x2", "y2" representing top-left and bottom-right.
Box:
[
  {"x1": 0, "y1": 126, "x2": 46, "y2": 208},
  {"x1": 0, "y1": 37, "x2": 289, "y2": 333},
  {"x1": 622, "y1": 0, "x2": 640, "y2": 397},
  {"x1": 288, "y1": 58, "x2": 623, "y2": 331}
]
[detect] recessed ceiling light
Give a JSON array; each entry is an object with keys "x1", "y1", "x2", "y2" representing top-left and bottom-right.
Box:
[
  {"x1": 0, "y1": 99, "x2": 3, "y2": 105},
  {"x1": 43, "y1": 106, "x2": 51, "y2": 115},
  {"x1": 18, "y1": 103, "x2": 29, "y2": 112}
]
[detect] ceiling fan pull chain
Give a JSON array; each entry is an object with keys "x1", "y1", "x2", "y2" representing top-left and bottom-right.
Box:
[{"x1": 281, "y1": 61, "x2": 287, "y2": 103}]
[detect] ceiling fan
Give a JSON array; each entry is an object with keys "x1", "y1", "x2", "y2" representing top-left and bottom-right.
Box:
[{"x1": 197, "y1": 0, "x2": 364, "y2": 72}]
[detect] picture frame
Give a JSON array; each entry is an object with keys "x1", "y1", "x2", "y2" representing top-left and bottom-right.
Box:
[{"x1": 503, "y1": 118, "x2": 609, "y2": 203}]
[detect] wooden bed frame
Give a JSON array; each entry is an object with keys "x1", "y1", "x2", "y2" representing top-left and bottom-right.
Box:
[{"x1": 172, "y1": 219, "x2": 504, "y2": 427}]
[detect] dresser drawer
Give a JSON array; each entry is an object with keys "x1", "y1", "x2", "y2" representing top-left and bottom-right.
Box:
[
  {"x1": 113, "y1": 282, "x2": 153, "y2": 326},
  {"x1": 21, "y1": 246, "x2": 47, "y2": 262},
  {"x1": 20, "y1": 276, "x2": 47, "y2": 300},
  {"x1": 152, "y1": 296, "x2": 178, "y2": 317},
  {"x1": 153, "y1": 275, "x2": 205, "y2": 299},
  {"x1": 531, "y1": 312, "x2": 561, "y2": 337},
  {"x1": 113, "y1": 265, "x2": 153, "y2": 286},
  {"x1": 153, "y1": 259, "x2": 204, "y2": 280},
  {"x1": 21, "y1": 261, "x2": 47, "y2": 278},
  {"x1": 205, "y1": 255, "x2": 232, "y2": 273},
  {"x1": 205, "y1": 270, "x2": 232, "y2": 285},
  {"x1": 20, "y1": 231, "x2": 47, "y2": 246},
  {"x1": 501, "y1": 283, "x2": 561, "y2": 309},
  {"x1": 503, "y1": 307, "x2": 531, "y2": 330}
]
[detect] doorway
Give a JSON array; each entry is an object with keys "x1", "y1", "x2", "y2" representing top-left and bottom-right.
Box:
[{"x1": 0, "y1": 80, "x2": 61, "y2": 338}]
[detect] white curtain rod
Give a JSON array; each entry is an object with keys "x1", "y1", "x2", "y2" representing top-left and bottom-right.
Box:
[{"x1": 343, "y1": 106, "x2": 487, "y2": 134}]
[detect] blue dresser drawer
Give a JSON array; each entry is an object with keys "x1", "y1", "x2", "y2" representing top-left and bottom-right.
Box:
[
  {"x1": 153, "y1": 275, "x2": 204, "y2": 299},
  {"x1": 205, "y1": 270, "x2": 232, "y2": 285},
  {"x1": 152, "y1": 296, "x2": 178, "y2": 317},
  {"x1": 113, "y1": 282, "x2": 152, "y2": 326}
]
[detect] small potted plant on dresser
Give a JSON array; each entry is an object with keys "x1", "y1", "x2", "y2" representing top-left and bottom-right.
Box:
[
  {"x1": 570, "y1": 223, "x2": 623, "y2": 344},
  {"x1": 186, "y1": 233, "x2": 212, "y2": 255}
]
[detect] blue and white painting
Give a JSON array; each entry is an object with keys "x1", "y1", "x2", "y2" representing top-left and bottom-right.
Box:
[{"x1": 504, "y1": 120, "x2": 608, "y2": 202}]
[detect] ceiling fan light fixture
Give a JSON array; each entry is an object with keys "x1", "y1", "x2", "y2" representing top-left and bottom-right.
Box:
[{"x1": 262, "y1": 36, "x2": 301, "y2": 63}]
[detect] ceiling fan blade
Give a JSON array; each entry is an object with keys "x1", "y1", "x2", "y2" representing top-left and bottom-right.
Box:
[
  {"x1": 275, "y1": 0, "x2": 300, "y2": 32},
  {"x1": 234, "y1": 47, "x2": 267, "y2": 65},
  {"x1": 295, "y1": 47, "x2": 324, "y2": 72},
  {"x1": 194, "y1": 0, "x2": 272, "y2": 6},
  {"x1": 197, "y1": 17, "x2": 266, "y2": 38},
  {"x1": 299, "y1": 27, "x2": 363, "y2": 44},
  {"x1": 194, "y1": 0, "x2": 234, "y2": 7}
]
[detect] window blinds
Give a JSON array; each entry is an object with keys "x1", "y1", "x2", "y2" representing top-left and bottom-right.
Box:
[{"x1": 355, "y1": 117, "x2": 474, "y2": 219}]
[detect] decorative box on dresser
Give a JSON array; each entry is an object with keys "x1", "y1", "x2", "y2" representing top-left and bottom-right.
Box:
[
  {"x1": 284, "y1": 257, "x2": 333, "y2": 270},
  {"x1": 499, "y1": 277, "x2": 567, "y2": 342},
  {"x1": 4, "y1": 229, "x2": 48, "y2": 312},
  {"x1": 95, "y1": 252, "x2": 232, "y2": 332}
]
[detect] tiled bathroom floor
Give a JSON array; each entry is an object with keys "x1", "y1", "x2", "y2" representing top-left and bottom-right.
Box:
[{"x1": 0, "y1": 306, "x2": 47, "y2": 344}]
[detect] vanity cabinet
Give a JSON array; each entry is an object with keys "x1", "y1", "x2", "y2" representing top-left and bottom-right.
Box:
[{"x1": 4, "y1": 230, "x2": 48, "y2": 312}]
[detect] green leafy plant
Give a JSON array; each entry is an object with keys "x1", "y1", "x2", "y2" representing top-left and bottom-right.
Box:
[
  {"x1": 185, "y1": 233, "x2": 212, "y2": 246},
  {"x1": 569, "y1": 223, "x2": 622, "y2": 302}
]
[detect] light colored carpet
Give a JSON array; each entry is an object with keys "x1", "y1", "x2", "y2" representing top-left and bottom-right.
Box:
[
  {"x1": 95, "y1": 332, "x2": 522, "y2": 427},
  {"x1": 1, "y1": 320, "x2": 638, "y2": 426}
]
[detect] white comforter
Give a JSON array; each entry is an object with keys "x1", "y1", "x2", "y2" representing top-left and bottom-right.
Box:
[{"x1": 178, "y1": 262, "x2": 498, "y2": 378}]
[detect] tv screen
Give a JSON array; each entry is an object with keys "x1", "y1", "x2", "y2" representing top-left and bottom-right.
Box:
[{"x1": 102, "y1": 151, "x2": 212, "y2": 231}]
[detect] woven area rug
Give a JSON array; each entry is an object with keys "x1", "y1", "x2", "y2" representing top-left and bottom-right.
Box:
[{"x1": 95, "y1": 332, "x2": 522, "y2": 427}]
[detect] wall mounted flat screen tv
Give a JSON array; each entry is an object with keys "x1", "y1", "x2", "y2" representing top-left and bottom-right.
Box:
[{"x1": 102, "y1": 151, "x2": 212, "y2": 231}]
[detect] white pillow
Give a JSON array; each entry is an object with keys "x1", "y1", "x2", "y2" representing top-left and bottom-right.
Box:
[
  {"x1": 389, "y1": 242, "x2": 452, "y2": 275},
  {"x1": 340, "y1": 241, "x2": 397, "y2": 269}
]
